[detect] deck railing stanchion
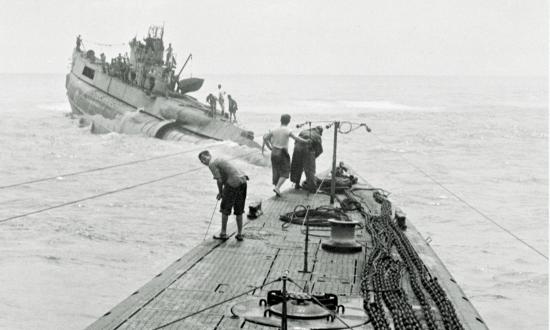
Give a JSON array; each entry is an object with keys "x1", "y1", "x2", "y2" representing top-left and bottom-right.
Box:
[
  {"x1": 330, "y1": 121, "x2": 339, "y2": 204},
  {"x1": 281, "y1": 273, "x2": 288, "y2": 330}
]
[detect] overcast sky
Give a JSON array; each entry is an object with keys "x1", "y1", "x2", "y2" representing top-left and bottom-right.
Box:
[{"x1": 0, "y1": 0, "x2": 547, "y2": 75}]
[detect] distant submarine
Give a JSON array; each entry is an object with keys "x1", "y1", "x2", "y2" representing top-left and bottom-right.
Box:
[{"x1": 66, "y1": 26, "x2": 259, "y2": 148}]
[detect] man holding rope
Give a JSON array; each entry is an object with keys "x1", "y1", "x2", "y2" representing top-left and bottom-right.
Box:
[
  {"x1": 199, "y1": 150, "x2": 247, "y2": 241},
  {"x1": 263, "y1": 114, "x2": 310, "y2": 197},
  {"x1": 290, "y1": 126, "x2": 323, "y2": 192}
]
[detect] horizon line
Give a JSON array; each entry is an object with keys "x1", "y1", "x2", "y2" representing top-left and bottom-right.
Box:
[{"x1": 0, "y1": 72, "x2": 547, "y2": 78}]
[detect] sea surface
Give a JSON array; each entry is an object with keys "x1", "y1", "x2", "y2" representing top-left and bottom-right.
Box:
[{"x1": 0, "y1": 74, "x2": 547, "y2": 329}]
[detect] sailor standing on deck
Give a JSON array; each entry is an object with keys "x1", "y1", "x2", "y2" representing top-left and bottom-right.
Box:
[
  {"x1": 217, "y1": 84, "x2": 226, "y2": 116},
  {"x1": 227, "y1": 94, "x2": 238, "y2": 123},
  {"x1": 206, "y1": 93, "x2": 217, "y2": 118},
  {"x1": 199, "y1": 150, "x2": 247, "y2": 241},
  {"x1": 100, "y1": 53, "x2": 107, "y2": 73},
  {"x1": 290, "y1": 126, "x2": 323, "y2": 192},
  {"x1": 165, "y1": 43, "x2": 173, "y2": 67},
  {"x1": 76, "y1": 35, "x2": 82, "y2": 52},
  {"x1": 263, "y1": 114, "x2": 310, "y2": 197}
]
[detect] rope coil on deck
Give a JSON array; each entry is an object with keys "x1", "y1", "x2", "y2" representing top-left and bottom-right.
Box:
[{"x1": 279, "y1": 205, "x2": 350, "y2": 227}]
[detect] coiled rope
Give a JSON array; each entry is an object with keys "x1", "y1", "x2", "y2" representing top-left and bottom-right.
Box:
[
  {"x1": 280, "y1": 205, "x2": 350, "y2": 227},
  {"x1": 284, "y1": 170, "x2": 333, "y2": 232}
]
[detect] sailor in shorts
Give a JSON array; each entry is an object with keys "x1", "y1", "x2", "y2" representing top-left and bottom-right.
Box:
[{"x1": 199, "y1": 150, "x2": 248, "y2": 241}]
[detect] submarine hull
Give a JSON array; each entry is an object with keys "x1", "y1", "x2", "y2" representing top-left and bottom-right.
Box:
[
  {"x1": 85, "y1": 166, "x2": 488, "y2": 330},
  {"x1": 66, "y1": 51, "x2": 260, "y2": 148}
]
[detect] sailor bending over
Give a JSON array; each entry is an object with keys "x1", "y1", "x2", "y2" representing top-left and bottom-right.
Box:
[
  {"x1": 290, "y1": 126, "x2": 323, "y2": 192},
  {"x1": 199, "y1": 150, "x2": 248, "y2": 241}
]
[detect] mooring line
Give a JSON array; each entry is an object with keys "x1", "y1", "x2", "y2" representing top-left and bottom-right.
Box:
[
  {"x1": 203, "y1": 199, "x2": 220, "y2": 240},
  {"x1": 370, "y1": 132, "x2": 548, "y2": 260},
  {"x1": 0, "y1": 143, "x2": 221, "y2": 190},
  {"x1": 0, "y1": 150, "x2": 257, "y2": 225},
  {"x1": 298, "y1": 172, "x2": 330, "y2": 230}
]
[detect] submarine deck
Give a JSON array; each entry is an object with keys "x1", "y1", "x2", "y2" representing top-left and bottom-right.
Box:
[{"x1": 87, "y1": 172, "x2": 488, "y2": 330}]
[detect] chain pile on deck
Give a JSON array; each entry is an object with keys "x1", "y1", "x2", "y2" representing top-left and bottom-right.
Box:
[{"x1": 352, "y1": 193, "x2": 465, "y2": 330}]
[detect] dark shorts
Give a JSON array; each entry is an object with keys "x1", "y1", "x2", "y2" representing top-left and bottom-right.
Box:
[
  {"x1": 220, "y1": 182, "x2": 247, "y2": 216},
  {"x1": 271, "y1": 147, "x2": 290, "y2": 185}
]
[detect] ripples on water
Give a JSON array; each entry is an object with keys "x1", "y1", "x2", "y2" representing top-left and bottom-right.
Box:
[{"x1": 0, "y1": 74, "x2": 547, "y2": 329}]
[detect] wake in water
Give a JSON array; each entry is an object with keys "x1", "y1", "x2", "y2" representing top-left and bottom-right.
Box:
[
  {"x1": 37, "y1": 102, "x2": 72, "y2": 112},
  {"x1": 213, "y1": 141, "x2": 271, "y2": 167},
  {"x1": 293, "y1": 99, "x2": 441, "y2": 112}
]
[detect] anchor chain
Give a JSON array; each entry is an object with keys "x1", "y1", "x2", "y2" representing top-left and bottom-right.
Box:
[{"x1": 351, "y1": 191, "x2": 465, "y2": 330}]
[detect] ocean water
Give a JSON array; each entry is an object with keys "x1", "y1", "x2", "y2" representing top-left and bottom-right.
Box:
[{"x1": 0, "y1": 74, "x2": 547, "y2": 329}]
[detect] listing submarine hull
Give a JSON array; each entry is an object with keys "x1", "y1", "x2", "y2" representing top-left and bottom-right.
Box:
[{"x1": 66, "y1": 29, "x2": 259, "y2": 148}]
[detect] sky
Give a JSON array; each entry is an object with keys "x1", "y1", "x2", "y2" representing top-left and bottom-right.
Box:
[{"x1": 0, "y1": 0, "x2": 547, "y2": 75}]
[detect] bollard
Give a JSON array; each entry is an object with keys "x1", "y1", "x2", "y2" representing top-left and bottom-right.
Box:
[
  {"x1": 395, "y1": 207, "x2": 407, "y2": 230},
  {"x1": 321, "y1": 219, "x2": 362, "y2": 253}
]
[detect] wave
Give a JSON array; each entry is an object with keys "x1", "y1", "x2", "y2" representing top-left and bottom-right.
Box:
[
  {"x1": 199, "y1": 141, "x2": 271, "y2": 168},
  {"x1": 293, "y1": 99, "x2": 442, "y2": 112},
  {"x1": 469, "y1": 293, "x2": 510, "y2": 300},
  {"x1": 37, "y1": 102, "x2": 72, "y2": 112},
  {"x1": 339, "y1": 100, "x2": 440, "y2": 111},
  {"x1": 370, "y1": 144, "x2": 414, "y2": 154}
]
